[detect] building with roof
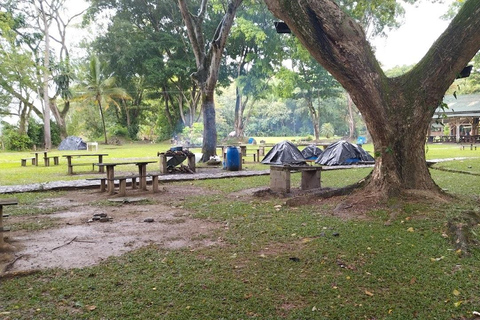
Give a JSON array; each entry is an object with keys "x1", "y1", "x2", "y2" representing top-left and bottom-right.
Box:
[{"x1": 429, "y1": 94, "x2": 480, "y2": 143}]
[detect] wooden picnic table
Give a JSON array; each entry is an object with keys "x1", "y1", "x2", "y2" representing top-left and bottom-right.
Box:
[
  {"x1": 63, "y1": 153, "x2": 109, "y2": 174},
  {"x1": 0, "y1": 198, "x2": 18, "y2": 251},
  {"x1": 95, "y1": 161, "x2": 157, "y2": 195}
]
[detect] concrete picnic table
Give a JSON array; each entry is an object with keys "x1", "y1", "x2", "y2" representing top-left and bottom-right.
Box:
[
  {"x1": 31, "y1": 151, "x2": 47, "y2": 166},
  {"x1": 63, "y1": 153, "x2": 109, "y2": 174},
  {"x1": 31, "y1": 151, "x2": 59, "y2": 166},
  {"x1": 95, "y1": 161, "x2": 157, "y2": 194}
]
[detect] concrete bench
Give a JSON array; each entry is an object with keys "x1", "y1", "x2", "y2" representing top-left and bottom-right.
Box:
[
  {"x1": 0, "y1": 198, "x2": 18, "y2": 251},
  {"x1": 21, "y1": 157, "x2": 36, "y2": 166},
  {"x1": 270, "y1": 165, "x2": 322, "y2": 193},
  {"x1": 43, "y1": 156, "x2": 60, "y2": 166},
  {"x1": 147, "y1": 173, "x2": 160, "y2": 193}
]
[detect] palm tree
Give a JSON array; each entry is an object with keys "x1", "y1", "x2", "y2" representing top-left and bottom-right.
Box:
[{"x1": 79, "y1": 55, "x2": 130, "y2": 144}]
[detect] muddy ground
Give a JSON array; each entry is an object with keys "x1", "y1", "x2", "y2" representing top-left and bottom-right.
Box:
[{"x1": 1, "y1": 185, "x2": 225, "y2": 275}]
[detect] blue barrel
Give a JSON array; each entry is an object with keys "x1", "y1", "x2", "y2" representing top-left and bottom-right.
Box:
[{"x1": 226, "y1": 146, "x2": 240, "y2": 171}]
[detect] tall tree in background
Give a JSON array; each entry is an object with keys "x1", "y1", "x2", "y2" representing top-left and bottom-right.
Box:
[
  {"x1": 86, "y1": 0, "x2": 199, "y2": 139},
  {"x1": 78, "y1": 55, "x2": 130, "y2": 144},
  {"x1": 0, "y1": 0, "x2": 78, "y2": 145},
  {"x1": 226, "y1": 2, "x2": 281, "y2": 138},
  {"x1": 264, "y1": 0, "x2": 480, "y2": 199},
  {"x1": 32, "y1": 0, "x2": 65, "y2": 150},
  {"x1": 276, "y1": 37, "x2": 341, "y2": 141},
  {"x1": 0, "y1": 6, "x2": 44, "y2": 135},
  {"x1": 49, "y1": 3, "x2": 85, "y2": 140},
  {"x1": 178, "y1": 0, "x2": 244, "y2": 161}
]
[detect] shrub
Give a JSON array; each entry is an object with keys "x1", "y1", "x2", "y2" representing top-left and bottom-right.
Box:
[
  {"x1": 320, "y1": 123, "x2": 335, "y2": 138},
  {"x1": 27, "y1": 118, "x2": 62, "y2": 148},
  {"x1": 4, "y1": 130, "x2": 32, "y2": 151}
]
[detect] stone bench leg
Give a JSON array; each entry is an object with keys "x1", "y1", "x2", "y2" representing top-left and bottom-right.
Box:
[
  {"x1": 270, "y1": 168, "x2": 291, "y2": 193},
  {"x1": 21, "y1": 159, "x2": 27, "y2": 166},
  {"x1": 53, "y1": 156, "x2": 59, "y2": 165},
  {"x1": 44, "y1": 157, "x2": 50, "y2": 166},
  {"x1": 301, "y1": 170, "x2": 321, "y2": 190},
  {"x1": 118, "y1": 178, "x2": 127, "y2": 196},
  {"x1": 151, "y1": 175, "x2": 159, "y2": 193},
  {"x1": 131, "y1": 177, "x2": 138, "y2": 189},
  {"x1": 100, "y1": 178, "x2": 107, "y2": 192}
]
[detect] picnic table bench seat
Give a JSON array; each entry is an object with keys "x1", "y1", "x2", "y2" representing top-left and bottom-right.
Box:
[
  {"x1": 68, "y1": 163, "x2": 99, "y2": 174},
  {"x1": 43, "y1": 155, "x2": 60, "y2": 166},
  {"x1": 87, "y1": 173, "x2": 159, "y2": 196},
  {"x1": 21, "y1": 157, "x2": 36, "y2": 166}
]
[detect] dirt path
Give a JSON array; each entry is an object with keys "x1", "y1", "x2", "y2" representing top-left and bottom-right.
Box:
[{"x1": 1, "y1": 186, "x2": 222, "y2": 274}]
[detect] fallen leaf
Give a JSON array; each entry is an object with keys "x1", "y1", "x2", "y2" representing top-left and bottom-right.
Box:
[
  {"x1": 86, "y1": 305, "x2": 97, "y2": 311},
  {"x1": 453, "y1": 289, "x2": 460, "y2": 296},
  {"x1": 410, "y1": 277, "x2": 416, "y2": 285},
  {"x1": 454, "y1": 301, "x2": 463, "y2": 307},
  {"x1": 365, "y1": 290, "x2": 374, "y2": 296},
  {"x1": 430, "y1": 256, "x2": 445, "y2": 262},
  {"x1": 407, "y1": 227, "x2": 414, "y2": 232},
  {"x1": 312, "y1": 306, "x2": 318, "y2": 311}
]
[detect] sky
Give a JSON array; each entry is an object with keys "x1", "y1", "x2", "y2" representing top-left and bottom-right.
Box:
[{"x1": 372, "y1": 0, "x2": 455, "y2": 70}]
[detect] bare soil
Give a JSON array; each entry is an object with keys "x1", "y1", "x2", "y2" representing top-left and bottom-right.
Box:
[{"x1": 1, "y1": 185, "x2": 222, "y2": 275}]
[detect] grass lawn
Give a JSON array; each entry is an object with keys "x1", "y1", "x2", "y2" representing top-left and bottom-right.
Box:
[{"x1": 0, "y1": 141, "x2": 479, "y2": 319}]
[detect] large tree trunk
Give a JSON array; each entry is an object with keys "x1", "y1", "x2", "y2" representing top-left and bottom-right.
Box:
[
  {"x1": 178, "y1": 0, "x2": 243, "y2": 162},
  {"x1": 264, "y1": 0, "x2": 480, "y2": 198},
  {"x1": 202, "y1": 91, "x2": 217, "y2": 158}
]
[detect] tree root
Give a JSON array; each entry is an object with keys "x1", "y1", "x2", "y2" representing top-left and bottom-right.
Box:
[
  {"x1": 447, "y1": 210, "x2": 480, "y2": 257},
  {"x1": 286, "y1": 181, "x2": 363, "y2": 207},
  {"x1": 0, "y1": 269, "x2": 41, "y2": 280}
]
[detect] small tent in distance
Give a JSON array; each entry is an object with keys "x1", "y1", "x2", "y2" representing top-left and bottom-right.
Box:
[
  {"x1": 58, "y1": 136, "x2": 87, "y2": 151},
  {"x1": 301, "y1": 144, "x2": 323, "y2": 160},
  {"x1": 315, "y1": 140, "x2": 374, "y2": 166},
  {"x1": 261, "y1": 140, "x2": 307, "y2": 165}
]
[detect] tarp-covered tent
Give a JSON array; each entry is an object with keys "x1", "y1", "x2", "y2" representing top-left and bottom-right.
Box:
[
  {"x1": 58, "y1": 136, "x2": 87, "y2": 151},
  {"x1": 301, "y1": 145, "x2": 323, "y2": 160},
  {"x1": 261, "y1": 140, "x2": 307, "y2": 165},
  {"x1": 315, "y1": 140, "x2": 374, "y2": 166}
]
